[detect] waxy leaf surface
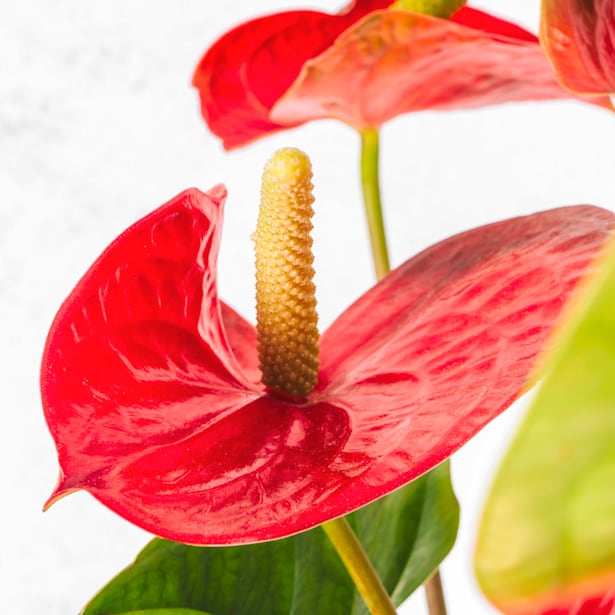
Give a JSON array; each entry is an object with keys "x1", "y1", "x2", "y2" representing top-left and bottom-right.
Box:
[
  {"x1": 193, "y1": 2, "x2": 609, "y2": 149},
  {"x1": 42, "y1": 187, "x2": 615, "y2": 544},
  {"x1": 83, "y1": 463, "x2": 458, "y2": 615},
  {"x1": 107, "y1": 611, "x2": 211, "y2": 615},
  {"x1": 541, "y1": 0, "x2": 615, "y2": 94},
  {"x1": 475, "y1": 238, "x2": 615, "y2": 615}
]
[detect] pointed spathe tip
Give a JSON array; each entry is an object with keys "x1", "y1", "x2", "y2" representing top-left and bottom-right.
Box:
[{"x1": 43, "y1": 472, "x2": 79, "y2": 511}]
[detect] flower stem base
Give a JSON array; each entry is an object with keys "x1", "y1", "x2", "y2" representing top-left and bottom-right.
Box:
[{"x1": 322, "y1": 517, "x2": 397, "y2": 615}]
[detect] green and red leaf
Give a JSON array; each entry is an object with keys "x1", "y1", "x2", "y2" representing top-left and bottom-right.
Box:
[{"x1": 476, "y1": 238, "x2": 615, "y2": 614}]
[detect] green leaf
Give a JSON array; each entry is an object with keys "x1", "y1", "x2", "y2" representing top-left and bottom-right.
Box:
[
  {"x1": 112, "y1": 611, "x2": 212, "y2": 615},
  {"x1": 82, "y1": 462, "x2": 458, "y2": 615},
  {"x1": 475, "y1": 239, "x2": 615, "y2": 614}
]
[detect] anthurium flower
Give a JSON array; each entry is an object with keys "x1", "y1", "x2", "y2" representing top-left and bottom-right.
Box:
[
  {"x1": 193, "y1": 0, "x2": 610, "y2": 149},
  {"x1": 541, "y1": 0, "x2": 615, "y2": 94},
  {"x1": 42, "y1": 151, "x2": 615, "y2": 546}
]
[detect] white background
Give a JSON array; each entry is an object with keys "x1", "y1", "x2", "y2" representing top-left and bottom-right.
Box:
[{"x1": 1, "y1": 1, "x2": 614, "y2": 613}]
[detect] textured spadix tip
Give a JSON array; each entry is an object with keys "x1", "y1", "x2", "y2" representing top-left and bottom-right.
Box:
[
  {"x1": 256, "y1": 147, "x2": 319, "y2": 400},
  {"x1": 263, "y1": 148, "x2": 312, "y2": 187}
]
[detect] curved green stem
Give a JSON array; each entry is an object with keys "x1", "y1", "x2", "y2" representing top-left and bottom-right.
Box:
[
  {"x1": 322, "y1": 517, "x2": 397, "y2": 615},
  {"x1": 358, "y1": 128, "x2": 448, "y2": 615},
  {"x1": 360, "y1": 129, "x2": 390, "y2": 282}
]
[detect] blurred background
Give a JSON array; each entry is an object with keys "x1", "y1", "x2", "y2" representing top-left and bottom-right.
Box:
[{"x1": 1, "y1": 1, "x2": 614, "y2": 613}]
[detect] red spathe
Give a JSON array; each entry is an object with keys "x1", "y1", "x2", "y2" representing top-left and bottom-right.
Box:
[
  {"x1": 193, "y1": 1, "x2": 610, "y2": 149},
  {"x1": 42, "y1": 187, "x2": 614, "y2": 544},
  {"x1": 541, "y1": 0, "x2": 615, "y2": 94}
]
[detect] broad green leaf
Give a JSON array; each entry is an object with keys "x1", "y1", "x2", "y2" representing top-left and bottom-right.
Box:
[
  {"x1": 475, "y1": 238, "x2": 615, "y2": 614},
  {"x1": 114, "y1": 611, "x2": 211, "y2": 615},
  {"x1": 83, "y1": 463, "x2": 458, "y2": 615}
]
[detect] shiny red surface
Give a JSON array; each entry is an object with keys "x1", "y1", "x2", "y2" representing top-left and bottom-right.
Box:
[
  {"x1": 192, "y1": 0, "x2": 391, "y2": 149},
  {"x1": 42, "y1": 188, "x2": 614, "y2": 544},
  {"x1": 273, "y1": 7, "x2": 612, "y2": 129},
  {"x1": 192, "y1": 2, "x2": 609, "y2": 149},
  {"x1": 541, "y1": 0, "x2": 615, "y2": 94}
]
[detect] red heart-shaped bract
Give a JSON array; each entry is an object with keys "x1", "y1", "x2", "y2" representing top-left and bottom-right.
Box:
[
  {"x1": 272, "y1": 7, "x2": 612, "y2": 129},
  {"x1": 192, "y1": 2, "x2": 610, "y2": 150},
  {"x1": 42, "y1": 188, "x2": 614, "y2": 545},
  {"x1": 541, "y1": 0, "x2": 615, "y2": 95},
  {"x1": 192, "y1": 0, "x2": 392, "y2": 149}
]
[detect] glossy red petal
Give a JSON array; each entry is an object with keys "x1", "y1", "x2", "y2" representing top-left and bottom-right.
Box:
[
  {"x1": 47, "y1": 206, "x2": 614, "y2": 545},
  {"x1": 90, "y1": 397, "x2": 357, "y2": 544},
  {"x1": 272, "y1": 9, "x2": 611, "y2": 130},
  {"x1": 220, "y1": 302, "x2": 260, "y2": 383},
  {"x1": 309, "y1": 206, "x2": 615, "y2": 524},
  {"x1": 42, "y1": 187, "x2": 259, "y2": 501},
  {"x1": 541, "y1": 0, "x2": 615, "y2": 94},
  {"x1": 192, "y1": 0, "x2": 391, "y2": 149},
  {"x1": 451, "y1": 6, "x2": 538, "y2": 42}
]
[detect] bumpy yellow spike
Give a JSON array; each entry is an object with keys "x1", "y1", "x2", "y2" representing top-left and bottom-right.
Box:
[
  {"x1": 255, "y1": 148, "x2": 319, "y2": 400},
  {"x1": 392, "y1": 0, "x2": 466, "y2": 18}
]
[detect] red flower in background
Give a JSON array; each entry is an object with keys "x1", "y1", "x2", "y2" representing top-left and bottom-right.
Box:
[
  {"x1": 42, "y1": 186, "x2": 614, "y2": 545},
  {"x1": 193, "y1": 1, "x2": 610, "y2": 149},
  {"x1": 541, "y1": 0, "x2": 615, "y2": 94}
]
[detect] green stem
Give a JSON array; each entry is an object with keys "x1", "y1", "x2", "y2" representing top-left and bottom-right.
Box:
[
  {"x1": 360, "y1": 129, "x2": 390, "y2": 282},
  {"x1": 358, "y1": 128, "x2": 448, "y2": 615},
  {"x1": 322, "y1": 517, "x2": 397, "y2": 615}
]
